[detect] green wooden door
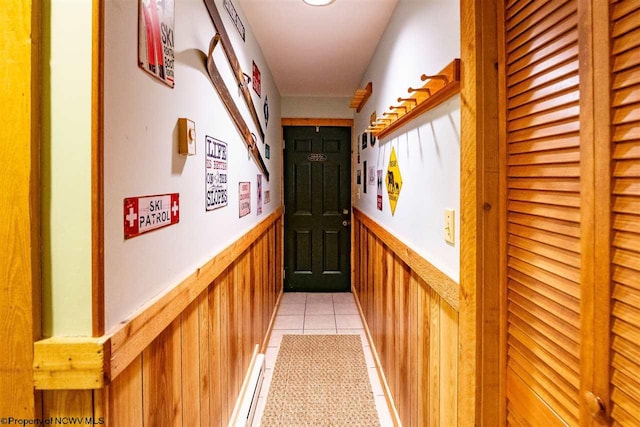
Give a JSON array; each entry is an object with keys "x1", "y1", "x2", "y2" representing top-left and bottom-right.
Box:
[{"x1": 284, "y1": 126, "x2": 351, "y2": 292}]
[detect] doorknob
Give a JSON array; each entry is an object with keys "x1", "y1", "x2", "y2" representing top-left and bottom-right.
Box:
[
  {"x1": 585, "y1": 391, "x2": 607, "y2": 424},
  {"x1": 342, "y1": 220, "x2": 351, "y2": 227}
]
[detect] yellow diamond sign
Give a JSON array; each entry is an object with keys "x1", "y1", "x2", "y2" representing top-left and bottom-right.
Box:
[{"x1": 386, "y1": 147, "x2": 402, "y2": 215}]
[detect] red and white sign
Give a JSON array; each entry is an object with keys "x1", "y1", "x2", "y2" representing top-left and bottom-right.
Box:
[{"x1": 124, "y1": 193, "x2": 179, "y2": 239}]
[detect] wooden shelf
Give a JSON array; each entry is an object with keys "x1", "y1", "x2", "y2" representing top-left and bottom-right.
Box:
[
  {"x1": 369, "y1": 59, "x2": 460, "y2": 139},
  {"x1": 349, "y1": 82, "x2": 373, "y2": 113}
]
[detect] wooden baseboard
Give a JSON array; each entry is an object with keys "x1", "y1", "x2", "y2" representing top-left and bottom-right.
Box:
[{"x1": 260, "y1": 289, "x2": 283, "y2": 353}]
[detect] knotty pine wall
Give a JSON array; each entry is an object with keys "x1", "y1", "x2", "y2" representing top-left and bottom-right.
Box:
[
  {"x1": 353, "y1": 209, "x2": 459, "y2": 427},
  {"x1": 41, "y1": 213, "x2": 282, "y2": 426}
]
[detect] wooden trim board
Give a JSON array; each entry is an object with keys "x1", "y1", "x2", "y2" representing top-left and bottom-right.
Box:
[
  {"x1": 92, "y1": 0, "x2": 105, "y2": 337},
  {"x1": 34, "y1": 337, "x2": 110, "y2": 390},
  {"x1": 108, "y1": 207, "x2": 282, "y2": 380},
  {"x1": 0, "y1": 0, "x2": 42, "y2": 418},
  {"x1": 353, "y1": 208, "x2": 459, "y2": 311},
  {"x1": 281, "y1": 118, "x2": 353, "y2": 127}
]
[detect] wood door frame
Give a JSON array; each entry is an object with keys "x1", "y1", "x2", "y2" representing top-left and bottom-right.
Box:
[
  {"x1": 459, "y1": 0, "x2": 501, "y2": 426},
  {"x1": 0, "y1": 0, "x2": 43, "y2": 418},
  {"x1": 280, "y1": 118, "x2": 354, "y2": 292}
]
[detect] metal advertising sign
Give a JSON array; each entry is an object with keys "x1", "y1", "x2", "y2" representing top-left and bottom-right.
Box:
[
  {"x1": 138, "y1": 0, "x2": 175, "y2": 87},
  {"x1": 239, "y1": 182, "x2": 251, "y2": 218},
  {"x1": 205, "y1": 136, "x2": 228, "y2": 211},
  {"x1": 386, "y1": 148, "x2": 403, "y2": 215},
  {"x1": 377, "y1": 170, "x2": 383, "y2": 211},
  {"x1": 257, "y1": 175, "x2": 263, "y2": 215},
  {"x1": 252, "y1": 61, "x2": 262, "y2": 97},
  {"x1": 124, "y1": 193, "x2": 179, "y2": 239}
]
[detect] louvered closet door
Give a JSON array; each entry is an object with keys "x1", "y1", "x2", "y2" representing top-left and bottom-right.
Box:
[
  {"x1": 504, "y1": 0, "x2": 582, "y2": 425},
  {"x1": 610, "y1": 1, "x2": 640, "y2": 425}
]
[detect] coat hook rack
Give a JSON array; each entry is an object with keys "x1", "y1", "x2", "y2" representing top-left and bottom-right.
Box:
[
  {"x1": 349, "y1": 81, "x2": 373, "y2": 113},
  {"x1": 372, "y1": 58, "x2": 461, "y2": 139}
]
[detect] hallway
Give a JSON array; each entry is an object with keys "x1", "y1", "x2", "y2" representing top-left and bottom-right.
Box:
[{"x1": 254, "y1": 292, "x2": 393, "y2": 426}]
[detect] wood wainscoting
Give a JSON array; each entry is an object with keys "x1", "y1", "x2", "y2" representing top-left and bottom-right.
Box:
[
  {"x1": 39, "y1": 209, "x2": 283, "y2": 426},
  {"x1": 353, "y1": 208, "x2": 460, "y2": 427}
]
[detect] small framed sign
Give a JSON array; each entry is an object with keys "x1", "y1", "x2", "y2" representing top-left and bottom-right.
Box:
[
  {"x1": 124, "y1": 193, "x2": 179, "y2": 239},
  {"x1": 252, "y1": 61, "x2": 262, "y2": 97},
  {"x1": 138, "y1": 0, "x2": 175, "y2": 87},
  {"x1": 239, "y1": 182, "x2": 251, "y2": 218}
]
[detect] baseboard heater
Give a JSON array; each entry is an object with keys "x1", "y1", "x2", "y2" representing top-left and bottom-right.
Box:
[{"x1": 229, "y1": 345, "x2": 265, "y2": 427}]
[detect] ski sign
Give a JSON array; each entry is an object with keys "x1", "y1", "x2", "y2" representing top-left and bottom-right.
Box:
[{"x1": 124, "y1": 193, "x2": 180, "y2": 239}]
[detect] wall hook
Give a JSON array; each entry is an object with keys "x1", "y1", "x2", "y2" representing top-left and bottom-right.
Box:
[
  {"x1": 397, "y1": 97, "x2": 417, "y2": 105},
  {"x1": 420, "y1": 73, "x2": 449, "y2": 83}
]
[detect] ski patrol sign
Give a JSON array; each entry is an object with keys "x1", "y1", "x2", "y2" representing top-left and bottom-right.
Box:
[
  {"x1": 124, "y1": 193, "x2": 180, "y2": 239},
  {"x1": 386, "y1": 148, "x2": 403, "y2": 215}
]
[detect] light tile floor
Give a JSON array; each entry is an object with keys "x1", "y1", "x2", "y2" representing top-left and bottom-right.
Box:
[{"x1": 252, "y1": 292, "x2": 394, "y2": 427}]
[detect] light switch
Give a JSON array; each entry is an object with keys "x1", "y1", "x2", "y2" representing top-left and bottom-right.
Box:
[
  {"x1": 445, "y1": 209, "x2": 455, "y2": 245},
  {"x1": 178, "y1": 118, "x2": 196, "y2": 155}
]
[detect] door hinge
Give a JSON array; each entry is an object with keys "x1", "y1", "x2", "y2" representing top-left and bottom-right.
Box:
[
  {"x1": 283, "y1": 268, "x2": 286, "y2": 279},
  {"x1": 283, "y1": 139, "x2": 285, "y2": 149}
]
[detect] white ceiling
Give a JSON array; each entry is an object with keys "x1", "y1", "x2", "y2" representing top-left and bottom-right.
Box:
[{"x1": 237, "y1": 0, "x2": 398, "y2": 97}]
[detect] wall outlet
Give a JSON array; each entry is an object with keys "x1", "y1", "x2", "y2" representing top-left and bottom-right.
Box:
[{"x1": 445, "y1": 209, "x2": 455, "y2": 245}]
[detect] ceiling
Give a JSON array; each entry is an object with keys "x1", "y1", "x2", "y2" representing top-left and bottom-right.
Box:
[{"x1": 237, "y1": 0, "x2": 399, "y2": 97}]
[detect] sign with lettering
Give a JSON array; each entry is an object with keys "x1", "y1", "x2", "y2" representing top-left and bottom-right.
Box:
[
  {"x1": 252, "y1": 61, "x2": 262, "y2": 97},
  {"x1": 138, "y1": 0, "x2": 175, "y2": 87},
  {"x1": 257, "y1": 175, "x2": 263, "y2": 215},
  {"x1": 223, "y1": 0, "x2": 245, "y2": 41},
  {"x1": 205, "y1": 136, "x2": 228, "y2": 211},
  {"x1": 307, "y1": 153, "x2": 327, "y2": 162},
  {"x1": 377, "y1": 170, "x2": 383, "y2": 211},
  {"x1": 386, "y1": 148, "x2": 403, "y2": 215},
  {"x1": 239, "y1": 182, "x2": 251, "y2": 218},
  {"x1": 124, "y1": 193, "x2": 179, "y2": 239},
  {"x1": 264, "y1": 190, "x2": 270, "y2": 204}
]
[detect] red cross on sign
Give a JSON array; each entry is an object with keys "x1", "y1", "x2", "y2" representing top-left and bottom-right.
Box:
[{"x1": 124, "y1": 193, "x2": 180, "y2": 239}]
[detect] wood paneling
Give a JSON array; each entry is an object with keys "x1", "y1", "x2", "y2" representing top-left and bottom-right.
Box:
[
  {"x1": 353, "y1": 209, "x2": 459, "y2": 427},
  {"x1": 109, "y1": 208, "x2": 282, "y2": 379},
  {"x1": 0, "y1": 0, "x2": 42, "y2": 419},
  {"x1": 42, "y1": 214, "x2": 282, "y2": 424}
]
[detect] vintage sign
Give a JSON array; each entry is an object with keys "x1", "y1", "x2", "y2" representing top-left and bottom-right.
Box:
[
  {"x1": 257, "y1": 175, "x2": 263, "y2": 215},
  {"x1": 386, "y1": 148, "x2": 403, "y2": 215},
  {"x1": 252, "y1": 61, "x2": 262, "y2": 97},
  {"x1": 368, "y1": 165, "x2": 375, "y2": 186},
  {"x1": 264, "y1": 95, "x2": 269, "y2": 128},
  {"x1": 223, "y1": 0, "x2": 245, "y2": 41},
  {"x1": 357, "y1": 135, "x2": 360, "y2": 164},
  {"x1": 377, "y1": 170, "x2": 383, "y2": 211},
  {"x1": 264, "y1": 190, "x2": 270, "y2": 204},
  {"x1": 124, "y1": 193, "x2": 179, "y2": 239},
  {"x1": 239, "y1": 182, "x2": 251, "y2": 218},
  {"x1": 362, "y1": 132, "x2": 368, "y2": 150},
  {"x1": 138, "y1": 0, "x2": 175, "y2": 87},
  {"x1": 205, "y1": 136, "x2": 228, "y2": 211},
  {"x1": 265, "y1": 144, "x2": 270, "y2": 159},
  {"x1": 357, "y1": 169, "x2": 361, "y2": 185},
  {"x1": 307, "y1": 153, "x2": 327, "y2": 162}
]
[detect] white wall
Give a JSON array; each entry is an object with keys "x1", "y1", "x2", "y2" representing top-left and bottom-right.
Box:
[
  {"x1": 42, "y1": 0, "x2": 93, "y2": 336},
  {"x1": 104, "y1": 0, "x2": 282, "y2": 331},
  {"x1": 281, "y1": 96, "x2": 353, "y2": 119},
  {"x1": 354, "y1": 0, "x2": 460, "y2": 282}
]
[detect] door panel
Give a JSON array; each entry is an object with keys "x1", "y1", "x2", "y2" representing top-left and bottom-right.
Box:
[
  {"x1": 503, "y1": 0, "x2": 582, "y2": 424},
  {"x1": 610, "y1": 1, "x2": 640, "y2": 425},
  {"x1": 284, "y1": 126, "x2": 351, "y2": 292}
]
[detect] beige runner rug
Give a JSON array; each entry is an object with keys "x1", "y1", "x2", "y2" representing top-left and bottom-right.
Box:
[{"x1": 261, "y1": 335, "x2": 381, "y2": 426}]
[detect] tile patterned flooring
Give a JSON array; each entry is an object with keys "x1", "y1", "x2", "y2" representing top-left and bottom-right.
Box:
[{"x1": 252, "y1": 292, "x2": 394, "y2": 426}]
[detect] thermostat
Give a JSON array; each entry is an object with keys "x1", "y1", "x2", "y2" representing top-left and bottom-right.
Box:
[{"x1": 178, "y1": 118, "x2": 196, "y2": 156}]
